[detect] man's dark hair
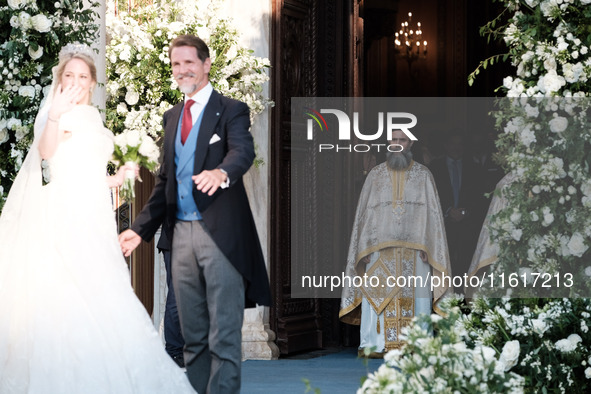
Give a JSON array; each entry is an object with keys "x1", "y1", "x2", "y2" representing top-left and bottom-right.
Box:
[{"x1": 168, "y1": 34, "x2": 210, "y2": 62}]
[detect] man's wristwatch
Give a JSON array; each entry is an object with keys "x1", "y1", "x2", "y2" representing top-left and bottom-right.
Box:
[{"x1": 219, "y1": 168, "x2": 230, "y2": 188}]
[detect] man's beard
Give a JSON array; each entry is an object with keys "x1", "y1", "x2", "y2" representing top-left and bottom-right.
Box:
[
  {"x1": 386, "y1": 150, "x2": 413, "y2": 170},
  {"x1": 179, "y1": 84, "x2": 198, "y2": 94},
  {"x1": 177, "y1": 72, "x2": 198, "y2": 94}
]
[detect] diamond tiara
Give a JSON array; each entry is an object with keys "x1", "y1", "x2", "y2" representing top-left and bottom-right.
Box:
[{"x1": 58, "y1": 43, "x2": 96, "y2": 61}]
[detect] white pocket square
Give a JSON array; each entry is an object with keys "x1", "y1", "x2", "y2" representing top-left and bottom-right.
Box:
[{"x1": 209, "y1": 134, "x2": 221, "y2": 144}]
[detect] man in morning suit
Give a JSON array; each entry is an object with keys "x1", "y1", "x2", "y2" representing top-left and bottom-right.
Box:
[{"x1": 118, "y1": 34, "x2": 272, "y2": 394}]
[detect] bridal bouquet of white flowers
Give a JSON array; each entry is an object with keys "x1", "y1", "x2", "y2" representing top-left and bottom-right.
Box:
[{"x1": 111, "y1": 129, "x2": 160, "y2": 201}]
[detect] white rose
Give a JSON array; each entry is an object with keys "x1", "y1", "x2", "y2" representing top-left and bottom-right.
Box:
[
  {"x1": 586, "y1": 367, "x2": 591, "y2": 379},
  {"x1": 557, "y1": 41, "x2": 569, "y2": 52},
  {"x1": 116, "y1": 102, "x2": 128, "y2": 114},
  {"x1": 524, "y1": 104, "x2": 539, "y2": 118},
  {"x1": 138, "y1": 136, "x2": 158, "y2": 159},
  {"x1": 555, "y1": 339, "x2": 572, "y2": 352},
  {"x1": 18, "y1": 11, "x2": 32, "y2": 30},
  {"x1": 196, "y1": 25, "x2": 211, "y2": 41},
  {"x1": 120, "y1": 48, "x2": 131, "y2": 62},
  {"x1": 542, "y1": 207, "x2": 554, "y2": 226},
  {"x1": 18, "y1": 85, "x2": 35, "y2": 99},
  {"x1": 498, "y1": 340, "x2": 520, "y2": 371},
  {"x1": 537, "y1": 69, "x2": 566, "y2": 94},
  {"x1": 28, "y1": 45, "x2": 43, "y2": 60},
  {"x1": 543, "y1": 213, "x2": 554, "y2": 226},
  {"x1": 519, "y1": 127, "x2": 536, "y2": 148},
  {"x1": 7, "y1": 0, "x2": 25, "y2": 9},
  {"x1": 531, "y1": 318, "x2": 548, "y2": 335},
  {"x1": 585, "y1": 266, "x2": 591, "y2": 277},
  {"x1": 169, "y1": 21, "x2": 184, "y2": 33},
  {"x1": 107, "y1": 81, "x2": 120, "y2": 96},
  {"x1": 555, "y1": 334, "x2": 582, "y2": 353},
  {"x1": 15, "y1": 126, "x2": 27, "y2": 141},
  {"x1": 6, "y1": 118, "x2": 22, "y2": 130},
  {"x1": 568, "y1": 233, "x2": 589, "y2": 258},
  {"x1": 125, "y1": 129, "x2": 141, "y2": 147},
  {"x1": 31, "y1": 14, "x2": 52, "y2": 33},
  {"x1": 10, "y1": 147, "x2": 23, "y2": 168},
  {"x1": 476, "y1": 345, "x2": 497, "y2": 364},
  {"x1": 226, "y1": 45, "x2": 238, "y2": 61},
  {"x1": 544, "y1": 57, "x2": 557, "y2": 71},
  {"x1": 504, "y1": 24, "x2": 519, "y2": 45},
  {"x1": 549, "y1": 116, "x2": 568, "y2": 133},
  {"x1": 10, "y1": 15, "x2": 20, "y2": 28},
  {"x1": 125, "y1": 90, "x2": 140, "y2": 106},
  {"x1": 114, "y1": 133, "x2": 127, "y2": 147},
  {"x1": 0, "y1": 129, "x2": 9, "y2": 144},
  {"x1": 569, "y1": 333, "x2": 582, "y2": 345}
]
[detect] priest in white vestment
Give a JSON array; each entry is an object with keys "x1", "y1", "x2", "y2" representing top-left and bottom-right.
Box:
[{"x1": 339, "y1": 130, "x2": 451, "y2": 356}]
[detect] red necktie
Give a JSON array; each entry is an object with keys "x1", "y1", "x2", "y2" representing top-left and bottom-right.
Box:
[{"x1": 181, "y1": 99, "x2": 195, "y2": 145}]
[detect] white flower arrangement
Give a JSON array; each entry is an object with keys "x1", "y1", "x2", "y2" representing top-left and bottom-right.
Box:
[
  {"x1": 105, "y1": 0, "x2": 273, "y2": 145},
  {"x1": 459, "y1": 297, "x2": 591, "y2": 392},
  {"x1": 0, "y1": 0, "x2": 100, "y2": 211},
  {"x1": 472, "y1": 93, "x2": 589, "y2": 294},
  {"x1": 358, "y1": 298, "x2": 525, "y2": 393}
]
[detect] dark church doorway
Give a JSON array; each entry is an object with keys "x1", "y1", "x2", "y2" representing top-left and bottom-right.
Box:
[{"x1": 269, "y1": 0, "x2": 512, "y2": 355}]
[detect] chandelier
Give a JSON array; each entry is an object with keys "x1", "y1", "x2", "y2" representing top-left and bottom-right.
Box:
[{"x1": 394, "y1": 12, "x2": 427, "y2": 66}]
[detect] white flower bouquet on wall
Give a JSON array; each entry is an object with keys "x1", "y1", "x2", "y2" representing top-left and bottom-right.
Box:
[{"x1": 105, "y1": 0, "x2": 273, "y2": 144}]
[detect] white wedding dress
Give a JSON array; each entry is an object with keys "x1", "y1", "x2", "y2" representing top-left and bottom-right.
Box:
[{"x1": 0, "y1": 105, "x2": 196, "y2": 393}]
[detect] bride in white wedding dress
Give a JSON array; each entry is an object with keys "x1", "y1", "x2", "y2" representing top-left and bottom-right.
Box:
[{"x1": 0, "y1": 45, "x2": 196, "y2": 393}]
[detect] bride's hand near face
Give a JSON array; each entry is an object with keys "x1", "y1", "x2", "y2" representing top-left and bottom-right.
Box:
[{"x1": 49, "y1": 84, "x2": 83, "y2": 119}]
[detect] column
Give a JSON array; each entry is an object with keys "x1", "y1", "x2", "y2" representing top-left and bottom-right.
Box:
[{"x1": 222, "y1": 0, "x2": 278, "y2": 360}]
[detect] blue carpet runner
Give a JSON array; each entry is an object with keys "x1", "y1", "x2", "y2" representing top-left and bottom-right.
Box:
[{"x1": 241, "y1": 348, "x2": 383, "y2": 393}]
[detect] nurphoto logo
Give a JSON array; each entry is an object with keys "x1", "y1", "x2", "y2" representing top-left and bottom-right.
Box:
[{"x1": 304, "y1": 109, "x2": 418, "y2": 152}]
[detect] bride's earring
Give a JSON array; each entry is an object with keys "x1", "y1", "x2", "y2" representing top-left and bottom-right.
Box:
[{"x1": 88, "y1": 85, "x2": 95, "y2": 104}]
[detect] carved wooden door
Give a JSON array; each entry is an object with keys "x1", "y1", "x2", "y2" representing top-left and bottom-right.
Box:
[
  {"x1": 270, "y1": 0, "x2": 322, "y2": 354},
  {"x1": 270, "y1": 0, "x2": 361, "y2": 354}
]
